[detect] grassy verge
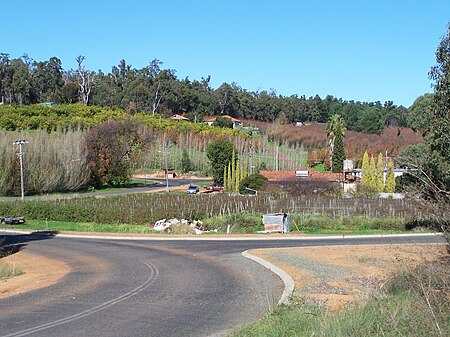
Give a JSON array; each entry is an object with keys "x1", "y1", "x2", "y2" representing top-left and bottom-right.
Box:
[
  {"x1": 290, "y1": 214, "x2": 406, "y2": 233},
  {"x1": 1, "y1": 213, "x2": 410, "y2": 235},
  {"x1": 231, "y1": 259, "x2": 449, "y2": 337},
  {"x1": 0, "y1": 259, "x2": 23, "y2": 279},
  {"x1": 10, "y1": 220, "x2": 153, "y2": 234}
]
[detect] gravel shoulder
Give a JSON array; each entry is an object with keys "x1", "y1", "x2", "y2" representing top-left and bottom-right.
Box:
[{"x1": 250, "y1": 243, "x2": 447, "y2": 311}]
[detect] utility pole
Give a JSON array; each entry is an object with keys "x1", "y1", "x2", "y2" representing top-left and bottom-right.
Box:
[
  {"x1": 275, "y1": 144, "x2": 279, "y2": 171},
  {"x1": 163, "y1": 138, "x2": 169, "y2": 192},
  {"x1": 13, "y1": 140, "x2": 29, "y2": 200},
  {"x1": 249, "y1": 140, "x2": 253, "y2": 175}
]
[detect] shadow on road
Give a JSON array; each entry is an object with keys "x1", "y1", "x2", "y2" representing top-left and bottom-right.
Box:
[{"x1": 0, "y1": 231, "x2": 58, "y2": 257}]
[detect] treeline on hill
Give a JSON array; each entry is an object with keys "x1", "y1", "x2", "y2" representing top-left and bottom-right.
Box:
[{"x1": 0, "y1": 52, "x2": 416, "y2": 134}]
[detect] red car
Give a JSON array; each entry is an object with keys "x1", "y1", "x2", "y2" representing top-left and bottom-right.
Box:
[{"x1": 204, "y1": 184, "x2": 224, "y2": 192}]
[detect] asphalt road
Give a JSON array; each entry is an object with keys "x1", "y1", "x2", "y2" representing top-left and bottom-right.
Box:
[
  {"x1": 0, "y1": 178, "x2": 213, "y2": 201},
  {"x1": 0, "y1": 233, "x2": 444, "y2": 337}
]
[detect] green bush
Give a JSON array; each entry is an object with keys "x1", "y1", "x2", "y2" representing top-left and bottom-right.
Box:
[
  {"x1": 203, "y1": 213, "x2": 263, "y2": 233},
  {"x1": 239, "y1": 173, "x2": 268, "y2": 194}
]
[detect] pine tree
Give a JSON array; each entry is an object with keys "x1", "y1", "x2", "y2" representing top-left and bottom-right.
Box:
[
  {"x1": 361, "y1": 151, "x2": 370, "y2": 186},
  {"x1": 235, "y1": 159, "x2": 240, "y2": 192},
  {"x1": 368, "y1": 155, "x2": 376, "y2": 189},
  {"x1": 227, "y1": 161, "x2": 232, "y2": 191},
  {"x1": 231, "y1": 150, "x2": 236, "y2": 191},
  {"x1": 385, "y1": 159, "x2": 396, "y2": 193},
  {"x1": 223, "y1": 166, "x2": 227, "y2": 191},
  {"x1": 331, "y1": 131, "x2": 345, "y2": 172},
  {"x1": 181, "y1": 149, "x2": 193, "y2": 173},
  {"x1": 375, "y1": 153, "x2": 385, "y2": 192}
]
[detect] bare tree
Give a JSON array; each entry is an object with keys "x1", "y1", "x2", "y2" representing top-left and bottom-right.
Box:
[{"x1": 75, "y1": 55, "x2": 95, "y2": 105}]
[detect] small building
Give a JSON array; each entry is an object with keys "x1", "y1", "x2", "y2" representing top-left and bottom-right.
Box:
[
  {"x1": 169, "y1": 114, "x2": 189, "y2": 121},
  {"x1": 203, "y1": 115, "x2": 243, "y2": 129}
]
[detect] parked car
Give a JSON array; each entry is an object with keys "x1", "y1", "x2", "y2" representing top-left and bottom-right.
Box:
[
  {"x1": 204, "y1": 183, "x2": 224, "y2": 192},
  {"x1": 0, "y1": 216, "x2": 26, "y2": 225},
  {"x1": 187, "y1": 185, "x2": 200, "y2": 194}
]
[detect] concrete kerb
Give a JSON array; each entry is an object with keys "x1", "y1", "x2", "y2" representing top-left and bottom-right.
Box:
[
  {"x1": 0, "y1": 230, "x2": 443, "y2": 241},
  {"x1": 242, "y1": 250, "x2": 295, "y2": 306}
]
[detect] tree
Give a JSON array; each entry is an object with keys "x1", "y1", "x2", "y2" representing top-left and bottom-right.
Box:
[
  {"x1": 368, "y1": 154, "x2": 376, "y2": 189},
  {"x1": 213, "y1": 116, "x2": 233, "y2": 128},
  {"x1": 361, "y1": 151, "x2": 370, "y2": 186},
  {"x1": 206, "y1": 139, "x2": 235, "y2": 184},
  {"x1": 181, "y1": 149, "x2": 193, "y2": 173},
  {"x1": 331, "y1": 131, "x2": 345, "y2": 173},
  {"x1": 375, "y1": 153, "x2": 385, "y2": 192},
  {"x1": 385, "y1": 159, "x2": 396, "y2": 193},
  {"x1": 10, "y1": 58, "x2": 33, "y2": 104},
  {"x1": 239, "y1": 173, "x2": 268, "y2": 194},
  {"x1": 31, "y1": 57, "x2": 63, "y2": 102},
  {"x1": 75, "y1": 55, "x2": 95, "y2": 105},
  {"x1": 407, "y1": 93, "x2": 435, "y2": 134},
  {"x1": 356, "y1": 106, "x2": 384, "y2": 134},
  {"x1": 326, "y1": 114, "x2": 346, "y2": 172},
  {"x1": 398, "y1": 24, "x2": 450, "y2": 226},
  {"x1": 85, "y1": 120, "x2": 144, "y2": 187}
]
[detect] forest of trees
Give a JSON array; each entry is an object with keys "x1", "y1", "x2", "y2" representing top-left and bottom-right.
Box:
[{"x1": 0, "y1": 52, "x2": 412, "y2": 134}]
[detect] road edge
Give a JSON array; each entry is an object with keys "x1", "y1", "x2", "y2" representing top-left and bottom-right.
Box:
[{"x1": 241, "y1": 250, "x2": 294, "y2": 306}]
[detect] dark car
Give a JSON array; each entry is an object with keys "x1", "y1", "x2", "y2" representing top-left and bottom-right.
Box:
[
  {"x1": 187, "y1": 185, "x2": 200, "y2": 194},
  {"x1": 204, "y1": 183, "x2": 224, "y2": 192},
  {"x1": 1, "y1": 216, "x2": 26, "y2": 225}
]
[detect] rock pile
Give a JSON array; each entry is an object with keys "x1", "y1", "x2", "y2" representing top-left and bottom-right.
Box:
[{"x1": 152, "y1": 218, "x2": 215, "y2": 234}]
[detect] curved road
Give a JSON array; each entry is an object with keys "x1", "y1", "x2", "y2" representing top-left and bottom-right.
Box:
[
  {"x1": 0, "y1": 178, "x2": 213, "y2": 201},
  {"x1": 0, "y1": 233, "x2": 444, "y2": 337}
]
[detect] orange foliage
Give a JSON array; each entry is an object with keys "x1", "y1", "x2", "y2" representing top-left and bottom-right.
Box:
[{"x1": 246, "y1": 120, "x2": 423, "y2": 167}]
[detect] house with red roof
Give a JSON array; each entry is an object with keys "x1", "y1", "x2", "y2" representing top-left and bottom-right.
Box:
[{"x1": 203, "y1": 115, "x2": 243, "y2": 129}]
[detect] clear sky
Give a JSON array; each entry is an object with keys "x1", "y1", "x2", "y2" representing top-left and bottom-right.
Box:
[{"x1": 2, "y1": 0, "x2": 449, "y2": 107}]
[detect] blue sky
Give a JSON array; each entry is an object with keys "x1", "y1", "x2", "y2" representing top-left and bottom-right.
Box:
[{"x1": 2, "y1": 0, "x2": 449, "y2": 107}]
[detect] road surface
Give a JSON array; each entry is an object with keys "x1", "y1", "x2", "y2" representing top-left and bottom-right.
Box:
[
  {"x1": 0, "y1": 178, "x2": 213, "y2": 201},
  {"x1": 0, "y1": 233, "x2": 444, "y2": 337}
]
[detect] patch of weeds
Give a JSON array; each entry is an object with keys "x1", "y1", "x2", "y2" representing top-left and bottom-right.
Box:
[
  {"x1": 0, "y1": 259, "x2": 23, "y2": 279},
  {"x1": 231, "y1": 259, "x2": 449, "y2": 337}
]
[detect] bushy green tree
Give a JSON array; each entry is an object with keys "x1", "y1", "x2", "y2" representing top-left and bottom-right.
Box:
[
  {"x1": 206, "y1": 139, "x2": 235, "y2": 184},
  {"x1": 213, "y1": 116, "x2": 233, "y2": 128},
  {"x1": 407, "y1": 93, "x2": 435, "y2": 134},
  {"x1": 398, "y1": 24, "x2": 450, "y2": 226},
  {"x1": 238, "y1": 173, "x2": 268, "y2": 194}
]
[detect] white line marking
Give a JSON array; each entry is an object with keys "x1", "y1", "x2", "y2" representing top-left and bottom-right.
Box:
[{"x1": 3, "y1": 260, "x2": 159, "y2": 337}]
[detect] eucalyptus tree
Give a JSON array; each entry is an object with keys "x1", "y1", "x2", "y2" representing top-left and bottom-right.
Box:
[
  {"x1": 398, "y1": 23, "x2": 450, "y2": 224},
  {"x1": 75, "y1": 55, "x2": 95, "y2": 105},
  {"x1": 0, "y1": 53, "x2": 12, "y2": 104},
  {"x1": 10, "y1": 58, "x2": 33, "y2": 104},
  {"x1": 31, "y1": 57, "x2": 64, "y2": 102}
]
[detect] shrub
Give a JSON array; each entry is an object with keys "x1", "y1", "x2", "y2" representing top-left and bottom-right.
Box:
[
  {"x1": 239, "y1": 173, "x2": 268, "y2": 194},
  {"x1": 85, "y1": 120, "x2": 144, "y2": 187}
]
